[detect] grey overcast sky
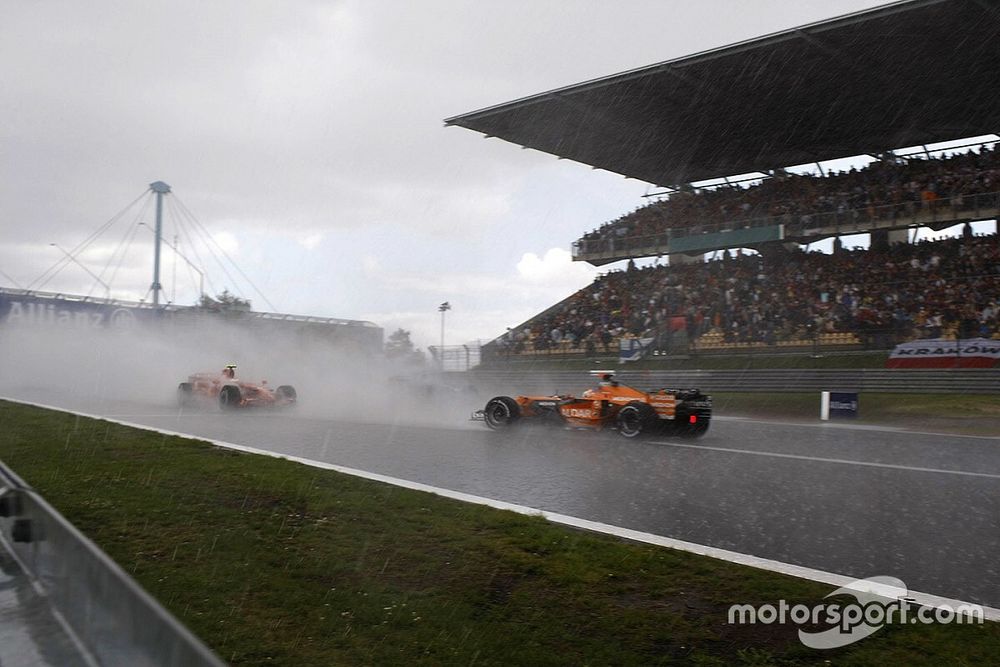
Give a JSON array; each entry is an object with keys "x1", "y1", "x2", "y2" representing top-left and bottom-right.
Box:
[{"x1": 0, "y1": 0, "x2": 894, "y2": 349}]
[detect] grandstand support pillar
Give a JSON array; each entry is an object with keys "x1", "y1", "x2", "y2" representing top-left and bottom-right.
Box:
[
  {"x1": 870, "y1": 228, "x2": 901, "y2": 251},
  {"x1": 757, "y1": 240, "x2": 797, "y2": 261},
  {"x1": 668, "y1": 252, "x2": 702, "y2": 265},
  {"x1": 149, "y1": 181, "x2": 172, "y2": 307},
  {"x1": 887, "y1": 228, "x2": 909, "y2": 247}
]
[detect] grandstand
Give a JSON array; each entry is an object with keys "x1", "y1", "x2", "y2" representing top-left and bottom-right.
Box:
[
  {"x1": 572, "y1": 146, "x2": 1000, "y2": 265},
  {"x1": 484, "y1": 234, "x2": 999, "y2": 359},
  {"x1": 446, "y1": 0, "x2": 1000, "y2": 361}
]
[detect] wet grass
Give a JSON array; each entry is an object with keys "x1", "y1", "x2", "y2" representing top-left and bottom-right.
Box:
[
  {"x1": 713, "y1": 392, "x2": 1000, "y2": 435},
  {"x1": 0, "y1": 400, "x2": 997, "y2": 666}
]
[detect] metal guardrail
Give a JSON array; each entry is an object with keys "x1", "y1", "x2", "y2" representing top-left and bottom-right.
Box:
[
  {"x1": 0, "y1": 461, "x2": 225, "y2": 667},
  {"x1": 466, "y1": 368, "x2": 1000, "y2": 394}
]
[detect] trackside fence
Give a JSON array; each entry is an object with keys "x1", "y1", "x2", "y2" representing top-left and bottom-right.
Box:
[
  {"x1": 429, "y1": 344, "x2": 483, "y2": 371},
  {"x1": 462, "y1": 368, "x2": 1000, "y2": 395}
]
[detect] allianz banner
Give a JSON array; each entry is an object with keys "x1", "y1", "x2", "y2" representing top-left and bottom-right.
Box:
[
  {"x1": 0, "y1": 292, "x2": 162, "y2": 331},
  {"x1": 886, "y1": 337, "x2": 1000, "y2": 368}
]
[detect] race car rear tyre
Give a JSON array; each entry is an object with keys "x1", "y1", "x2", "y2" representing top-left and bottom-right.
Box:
[
  {"x1": 616, "y1": 401, "x2": 658, "y2": 439},
  {"x1": 177, "y1": 382, "x2": 194, "y2": 408},
  {"x1": 276, "y1": 385, "x2": 297, "y2": 401},
  {"x1": 483, "y1": 396, "x2": 520, "y2": 431},
  {"x1": 219, "y1": 385, "x2": 242, "y2": 410}
]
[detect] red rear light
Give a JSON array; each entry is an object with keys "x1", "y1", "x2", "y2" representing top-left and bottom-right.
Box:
[{"x1": 689, "y1": 415, "x2": 698, "y2": 424}]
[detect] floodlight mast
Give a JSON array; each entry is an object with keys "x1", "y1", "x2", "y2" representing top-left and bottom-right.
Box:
[{"x1": 149, "y1": 180, "x2": 171, "y2": 306}]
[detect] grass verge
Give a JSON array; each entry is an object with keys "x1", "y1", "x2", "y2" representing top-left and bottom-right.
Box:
[{"x1": 0, "y1": 400, "x2": 996, "y2": 665}]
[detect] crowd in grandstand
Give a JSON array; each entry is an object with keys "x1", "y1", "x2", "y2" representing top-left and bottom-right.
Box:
[
  {"x1": 576, "y1": 143, "x2": 1000, "y2": 254},
  {"x1": 497, "y1": 232, "x2": 1000, "y2": 356}
]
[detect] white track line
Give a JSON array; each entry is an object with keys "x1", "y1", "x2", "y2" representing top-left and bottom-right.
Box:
[
  {"x1": 715, "y1": 415, "x2": 1000, "y2": 440},
  {"x1": 648, "y1": 441, "x2": 1000, "y2": 480},
  {"x1": 3, "y1": 395, "x2": 998, "y2": 622}
]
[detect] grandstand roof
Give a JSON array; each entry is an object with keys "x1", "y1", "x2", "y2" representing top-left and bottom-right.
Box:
[{"x1": 445, "y1": 0, "x2": 1000, "y2": 187}]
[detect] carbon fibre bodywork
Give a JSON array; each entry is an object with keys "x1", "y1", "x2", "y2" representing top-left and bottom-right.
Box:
[
  {"x1": 473, "y1": 375, "x2": 711, "y2": 438},
  {"x1": 177, "y1": 371, "x2": 297, "y2": 410}
]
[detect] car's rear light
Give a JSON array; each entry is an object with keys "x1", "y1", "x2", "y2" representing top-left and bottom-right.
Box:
[{"x1": 689, "y1": 415, "x2": 698, "y2": 424}]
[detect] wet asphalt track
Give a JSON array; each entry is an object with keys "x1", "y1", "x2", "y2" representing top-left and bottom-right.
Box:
[{"x1": 5, "y1": 389, "x2": 999, "y2": 608}]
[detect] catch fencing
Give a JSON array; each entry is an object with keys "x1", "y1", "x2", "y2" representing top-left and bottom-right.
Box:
[
  {"x1": 429, "y1": 343, "x2": 483, "y2": 372},
  {"x1": 465, "y1": 368, "x2": 1000, "y2": 394}
]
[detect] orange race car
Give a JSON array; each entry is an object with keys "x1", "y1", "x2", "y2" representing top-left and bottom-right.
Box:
[
  {"x1": 472, "y1": 371, "x2": 711, "y2": 438},
  {"x1": 177, "y1": 364, "x2": 297, "y2": 410}
]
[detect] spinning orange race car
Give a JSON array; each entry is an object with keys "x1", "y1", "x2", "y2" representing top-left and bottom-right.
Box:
[
  {"x1": 177, "y1": 364, "x2": 297, "y2": 410},
  {"x1": 473, "y1": 371, "x2": 711, "y2": 438}
]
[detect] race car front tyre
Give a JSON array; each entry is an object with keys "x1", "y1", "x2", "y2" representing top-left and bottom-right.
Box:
[
  {"x1": 219, "y1": 385, "x2": 242, "y2": 410},
  {"x1": 276, "y1": 385, "x2": 297, "y2": 401},
  {"x1": 177, "y1": 382, "x2": 194, "y2": 408},
  {"x1": 483, "y1": 396, "x2": 520, "y2": 431},
  {"x1": 616, "y1": 401, "x2": 658, "y2": 439}
]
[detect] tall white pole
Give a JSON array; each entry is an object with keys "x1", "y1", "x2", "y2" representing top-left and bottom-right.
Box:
[
  {"x1": 149, "y1": 181, "x2": 171, "y2": 306},
  {"x1": 139, "y1": 222, "x2": 203, "y2": 301},
  {"x1": 438, "y1": 301, "x2": 451, "y2": 370}
]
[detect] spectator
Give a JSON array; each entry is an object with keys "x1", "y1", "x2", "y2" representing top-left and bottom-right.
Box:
[
  {"x1": 496, "y1": 232, "x2": 1000, "y2": 356},
  {"x1": 576, "y1": 143, "x2": 1000, "y2": 256}
]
